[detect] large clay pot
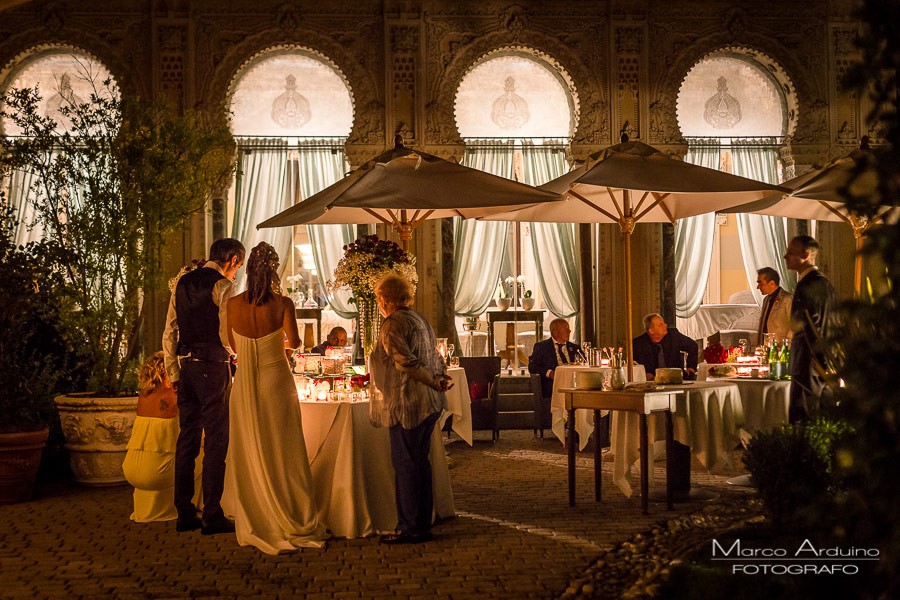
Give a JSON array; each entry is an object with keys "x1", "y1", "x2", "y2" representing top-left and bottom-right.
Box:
[
  {"x1": 0, "y1": 428, "x2": 48, "y2": 503},
  {"x1": 496, "y1": 298, "x2": 511, "y2": 311},
  {"x1": 521, "y1": 297, "x2": 535, "y2": 311},
  {"x1": 54, "y1": 393, "x2": 138, "y2": 486}
]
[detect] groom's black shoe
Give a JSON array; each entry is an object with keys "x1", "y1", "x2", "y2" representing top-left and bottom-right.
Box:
[
  {"x1": 201, "y1": 517, "x2": 236, "y2": 536},
  {"x1": 176, "y1": 514, "x2": 202, "y2": 532},
  {"x1": 379, "y1": 531, "x2": 433, "y2": 545}
]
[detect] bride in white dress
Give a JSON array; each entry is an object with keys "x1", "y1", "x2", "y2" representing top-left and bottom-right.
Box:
[{"x1": 222, "y1": 242, "x2": 328, "y2": 554}]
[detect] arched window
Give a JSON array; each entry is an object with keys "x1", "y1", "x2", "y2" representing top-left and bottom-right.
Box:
[
  {"x1": 226, "y1": 48, "x2": 356, "y2": 328},
  {"x1": 453, "y1": 49, "x2": 579, "y2": 354},
  {"x1": 675, "y1": 51, "x2": 796, "y2": 339},
  {"x1": 1, "y1": 48, "x2": 117, "y2": 246}
]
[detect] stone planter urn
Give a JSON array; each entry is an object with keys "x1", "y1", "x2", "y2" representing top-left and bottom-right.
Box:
[
  {"x1": 521, "y1": 297, "x2": 535, "y2": 311},
  {"x1": 496, "y1": 298, "x2": 511, "y2": 311},
  {"x1": 54, "y1": 393, "x2": 138, "y2": 486},
  {"x1": 0, "y1": 428, "x2": 48, "y2": 503}
]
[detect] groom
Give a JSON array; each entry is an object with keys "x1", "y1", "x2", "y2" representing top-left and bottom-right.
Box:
[{"x1": 163, "y1": 238, "x2": 245, "y2": 534}]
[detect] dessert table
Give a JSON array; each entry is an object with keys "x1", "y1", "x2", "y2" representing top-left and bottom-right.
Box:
[
  {"x1": 442, "y1": 367, "x2": 473, "y2": 445},
  {"x1": 709, "y1": 377, "x2": 790, "y2": 432},
  {"x1": 299, "y1": 400, "x2": 455, "y2": 539},
  {"x1": 550, "y1": 364, "x2": 647, "y2": 449}
]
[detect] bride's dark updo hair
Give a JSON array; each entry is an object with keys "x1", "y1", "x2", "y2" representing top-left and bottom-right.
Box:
[{"x1": 246, "y1": 242, "x2": 281, "y2": 305}]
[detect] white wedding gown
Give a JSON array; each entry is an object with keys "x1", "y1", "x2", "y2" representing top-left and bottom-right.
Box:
[{"x1": 223, "y1": 329, "x2": 328, "y2": 554}]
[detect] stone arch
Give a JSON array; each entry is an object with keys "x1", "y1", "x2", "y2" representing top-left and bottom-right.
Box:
[
  {"x1": 0, "y1": 40, "x2": 135, "y2": 100},
  {"x1": 200, "y1": 28, "x2": 384, "y2": 147},
  {"x1": 452, "y1": 45, "x2": 581, "y2": 140},
  {"x1": 224, "y1": 45, "x2": 355, "y2": 138},
  {"x1": 650, "y1": 34, "x2": 819, "y2": 146},
  {"x1": 427, "y1": 29, "x2": 607, "y2": 148}
]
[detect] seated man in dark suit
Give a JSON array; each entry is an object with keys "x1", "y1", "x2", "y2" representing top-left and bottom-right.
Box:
[
  {"x1": 310, "y1": 326, "x2": 348, "y2": 355},
  {"x1": 528, "y1": 318, "x2": 581, "y2": 400},
  {"x1": 632, "y1": 313, "x2": 698, "y2": 379}
]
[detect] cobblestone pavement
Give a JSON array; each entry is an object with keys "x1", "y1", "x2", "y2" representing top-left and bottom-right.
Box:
[{"x1": 0, "y1": 431, "x2": 753, "y2": 599}]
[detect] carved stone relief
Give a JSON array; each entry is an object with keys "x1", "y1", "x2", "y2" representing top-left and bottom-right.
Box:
[
  {"x1": 388, "y1": 24, "x2": 419, "y2": 144},
  {"x1": 830, "y1": 25, "x2": 860, "y2": 146}
]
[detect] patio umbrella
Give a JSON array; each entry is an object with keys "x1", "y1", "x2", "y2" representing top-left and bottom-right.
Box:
[
  {"x1": 724, "y1": 146, "x2": 899, "y2": 295},
  {"x1": 257, "y1": 136, "x2": 561, "y2": 249},
  {"x1": 482, "y1": 138, "x2": 788, "y2": 379}
]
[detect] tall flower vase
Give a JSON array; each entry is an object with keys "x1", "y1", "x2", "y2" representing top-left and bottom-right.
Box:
[{"x1": 355, "y1": 297, "x2": 381, "y2": 361}]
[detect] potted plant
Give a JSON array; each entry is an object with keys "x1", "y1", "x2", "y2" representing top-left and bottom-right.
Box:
[
  {"x1": 0, "y1": 202, "x2": 73, "y2": 502},
  {"x1": 0, "y1": 72, "x2": 235, "y2": 484},
  {"x1": 522, "y1": 289, "x2": 535, "y2": 311},
  {"x1": 496, "y1": 277, "x2": 512, "y2": 311}
]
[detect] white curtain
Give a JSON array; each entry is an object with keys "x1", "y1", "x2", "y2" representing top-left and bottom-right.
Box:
[
  {"x1": 231, "y1": 139, "x2": 292, "y2": 290},
  {"x1": 520, "y1": 143, "x2": 579, "y2": 318},
  {"x1": 676, "y1": 141, "x2": 719, "y2": 318},
  {"x1": 4, "y1": 167, "x2": 46, "y2": 246},
  {"x1": 455, "y1": 143, "x2": 513, "y2": 316},
  {"x1": 731, "y1": 140, "x2": 796, "y2": 302},
  {"x1": 293, "y1": 143, "x2": 356, "y2": 319}
]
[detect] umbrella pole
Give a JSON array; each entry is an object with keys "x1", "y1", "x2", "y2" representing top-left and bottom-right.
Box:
[
  {"x1": 854, "y1": 233, "x2": 863, "y2": 298},
  {"x1": 624, "y1": 230, "x2": 634, "y2": 382}
]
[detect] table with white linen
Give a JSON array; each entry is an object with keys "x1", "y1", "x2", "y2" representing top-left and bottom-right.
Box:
[
  {"x1": 299, "y1": 401, "x2": 455, "y2": 539},
  {"x1": 550, "y1": 364, "x2": 647, "y2": 449},
  {"x1": 709, "y1": 377, "x2": 790, "y2": 432},
  {"x1": 441, "y1": 367, "x2": 473, "y2": 445},
  {"x1": 676, "y1": 304, "x2": 758, "y2": 341},
  {"x1": 612, "y1": 381, "x2": 744, "y2": 497}
]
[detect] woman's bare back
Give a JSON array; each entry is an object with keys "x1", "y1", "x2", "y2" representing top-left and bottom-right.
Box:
[{"x1": 227, "y1": 293, "x2": 300, "y2": 349}]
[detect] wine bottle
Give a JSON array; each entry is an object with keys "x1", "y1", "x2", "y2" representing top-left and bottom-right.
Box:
[{"x1": 779, "y1": 339, "x2": 790, "y2": 380}]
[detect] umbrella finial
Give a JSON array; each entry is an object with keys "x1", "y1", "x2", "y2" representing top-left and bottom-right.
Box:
[
  {"x1": 859, "y1": 135, "x2": 870, "y2": 150},
  {"x1": 620, "y1": 132, "x2": 629, "y2": 144},
  {"x1": 394, "y1": 130, "x2": 404, "y2": 149}
]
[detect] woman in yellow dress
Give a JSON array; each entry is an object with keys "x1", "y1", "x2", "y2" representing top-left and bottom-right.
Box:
[{"x1": 123, "y1": 352, "x2": 201, "y2": 522}]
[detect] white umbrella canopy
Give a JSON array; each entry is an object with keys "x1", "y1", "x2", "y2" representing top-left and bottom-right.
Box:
[
  {"x1": 483, "y1": 138, "x2": 788, "y2": 378},
  {"x1": 256, "y1": 140, "x2": 561, "y2": 245},
  {"x1": 725, "y1": 146, "x2": 899, "y2": 294}
]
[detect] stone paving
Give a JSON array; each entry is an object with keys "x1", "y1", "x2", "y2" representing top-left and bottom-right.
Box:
[{"x1": 0, "y1": 431, "x2": 753, "y2": 600}]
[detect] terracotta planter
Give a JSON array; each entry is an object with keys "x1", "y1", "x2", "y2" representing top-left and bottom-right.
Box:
[
  {"x1": 54, "y1": 393, "x2": 138, "y2": 486},
  {"x1": 521, "y1": 297, "x2": 535, "y2": 311},
  {"x1": 496, "y1": 298, "x2": 511, "y2": 311},
  {"x1": 0, "y1": 428, "x2": 48, "y2": 503}
]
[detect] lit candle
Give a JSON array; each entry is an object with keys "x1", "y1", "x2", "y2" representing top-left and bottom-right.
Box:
[{"x1": 601, "y1": 358, "x2": 610, "y2": 367}]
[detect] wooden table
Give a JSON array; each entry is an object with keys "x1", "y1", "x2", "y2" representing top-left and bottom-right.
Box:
[
  {"x1": 560, "y1": 387, "x2": 682, "y2": 514},
  {"x1": 485, "y1": 310, "x2": 544, "y2": 356}
]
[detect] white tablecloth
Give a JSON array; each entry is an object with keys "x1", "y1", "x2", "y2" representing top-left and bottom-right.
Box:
[
  {"x1": 676, "y1": 304, "x2": 758, "y2": 341},
  {"x1": 299, "y1": 401, "x2": 455, "y2": 539},
  {"x1": 550, "y1": 364, "x2": 647, "y2": 449},
  {"x1": 710, "y1": 377, "x2": 790, "y2": 432},
  {"x1": 442, "y1": 367, "x2": 473, "y2": 445},
  {"x1": 459, "y1": 331, "x2": 488, "y2": 357},
  {"x1": 611, "y1": 381, "x2": 744, "y2": 497}
]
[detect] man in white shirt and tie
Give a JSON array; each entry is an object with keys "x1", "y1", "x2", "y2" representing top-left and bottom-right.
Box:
[
  {"x1": 755, "y1": 266, "x2": 793, "y2": 346},
  {"x1": 528, "y1": 318, "x2": 580, "y2": 400}
]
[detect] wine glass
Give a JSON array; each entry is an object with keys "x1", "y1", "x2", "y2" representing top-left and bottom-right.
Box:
[{"x1": 446, "y1": 343, "x2": 455, "y2": 366}]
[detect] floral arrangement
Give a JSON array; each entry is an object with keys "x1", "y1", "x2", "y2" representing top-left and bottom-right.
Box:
[
  {"x1": 168, "y1": 258, "x2": 207, "y2": 292},
  {"x1": 285, "y1": 273, "x2": 305, "y2": 295},
  {"x1": 499, "y1": 275, "x2": 528, "y2": 299},
  {"x1": 327, "y1": 234, "x2": 417, "y2": 301}
]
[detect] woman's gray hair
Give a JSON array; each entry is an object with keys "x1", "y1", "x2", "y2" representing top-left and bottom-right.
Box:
[{"x1": 374, "y1": 273, "x2": 413, "y2": 306}]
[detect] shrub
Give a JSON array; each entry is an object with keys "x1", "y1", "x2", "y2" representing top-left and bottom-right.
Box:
[{"x1": 743, "y1": 418, "x2": 850, "y2": 529}]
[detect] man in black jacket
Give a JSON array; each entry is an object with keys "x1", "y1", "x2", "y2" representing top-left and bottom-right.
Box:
[
  {"x1": 528, "y1": 318, "x2": 581, "y2": 399},
  {"x1": 632, "y1": 313, "x2": 698, "y2": 379},
  {"x1": 784, "y1": 235, "x2": 836, "y2": 423}
]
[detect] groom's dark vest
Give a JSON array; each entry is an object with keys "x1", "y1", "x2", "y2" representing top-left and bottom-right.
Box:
[{"x1": 175, "y1": 267, "x2": 230, "y2": 362}]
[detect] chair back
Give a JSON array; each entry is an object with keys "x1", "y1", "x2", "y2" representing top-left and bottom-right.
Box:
[{"x1": 459, "y1": 356, "x2": 501, "y2": 400}]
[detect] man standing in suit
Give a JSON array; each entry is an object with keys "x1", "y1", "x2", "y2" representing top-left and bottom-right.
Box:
[
  {"x1": 528, "y1": 318, "x2": 580, "y2": 400},
  {"x1": 163, "y1": 238, "x2": 245, "y2": 535},
  {"x1": 632, "y1": 313, "x2": 698, "y2": 379},
  {"x1": 784, "y1": 235, "x2": 836, "y2": 423},
  {"x1": 755, "y1": 266, "x2": 793, "y2": 346}
]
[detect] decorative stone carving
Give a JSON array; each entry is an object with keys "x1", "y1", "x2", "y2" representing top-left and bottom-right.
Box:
[
  {"x1": 703, "y1": 76, "x2": 742, "y2": 129},
  {"x1": 271, "y1": 74, "x2": 311, "y2": 128},
  {"x1": 41, "y1": 2, "x2": 66, "y2": 34},
  {"x1": 54, "y1": 393, "x2": 138, "y2": 486},
  {"x1": 276, "y1": 4, "x2": 303, "y2": 36},
  {"x1": 490, "y1": 76, "x2": 529, "y2": 130}
]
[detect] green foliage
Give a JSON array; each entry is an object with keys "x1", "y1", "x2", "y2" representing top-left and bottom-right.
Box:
[
  {"x1": 743, "y1": 418, "x2": 850, "y2": 529},
  {"x1": 0, "y1": 202, "x2": 72, "y2": 432},
  {"x1": 0, "y1": 67, "x2": 235, "y2": 395},
  {"x1": 811, "y1": 0, "x2": 900, "y2": 587}
]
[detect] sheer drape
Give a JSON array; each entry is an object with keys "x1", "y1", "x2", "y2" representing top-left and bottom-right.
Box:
[
  {"x1": 293, "y1": 143, "x2": 356, "y2": 318},
  {"x1": 232, "y1": 139, "x2": 292, "y2": 290},
  {"x1": 5, "y1": 168, "x2": 45, "y2": 246},
  {"x1": 454, "y1": 143, "x2": 513, "y2": 316},
  {"x1": 731, "y1": 140, "x2": 795, "y2": 301},
  {"x1": 520, "y1": 143, "x2": 578, "y2": 318},
  {"x1": 675, "y1": 141, "x2": 719, "y2": 318}
]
